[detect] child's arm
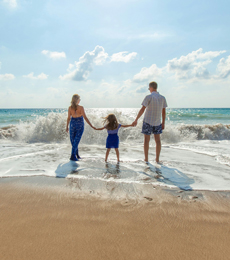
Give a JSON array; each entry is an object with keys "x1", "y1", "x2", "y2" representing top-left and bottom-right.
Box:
[
  {"x1": 94, "y1": 127, "x2": 105, "y2": 130},
  {"x1": 120, "y1": 124, "x2": 133, "y2": 128}
]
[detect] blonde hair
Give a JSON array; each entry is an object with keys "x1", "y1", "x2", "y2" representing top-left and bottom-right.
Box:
[
  {"x1": 149, "y1": 81, "x2": 158, "y2": 89},
  {"x1": 71, "y1": 94, "x2": 80, "y2": 110},
  {"x1": 103, "y1": 114, "x2": 118, "y2": 130}
]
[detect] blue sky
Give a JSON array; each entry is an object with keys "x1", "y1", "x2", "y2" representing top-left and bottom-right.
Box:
[{"x1": 0, "y1": 0, "x2": 230, "y2": 108}]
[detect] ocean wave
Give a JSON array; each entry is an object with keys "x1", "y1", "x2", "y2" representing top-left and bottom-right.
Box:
[
  {"x1": 162, "y1": 123, "x2": 230, "y2": 143},
  {"x1": 167, "y1": 111, "x2": 229, "y2": 119},
  {"x1": 0, "y1": 112, "x2": 67, "y2": 142},
  {"x1": 1, "y1": 111, "x2": 230, "y2": 143}
]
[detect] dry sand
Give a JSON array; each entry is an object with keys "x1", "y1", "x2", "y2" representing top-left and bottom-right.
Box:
[{"x1": 0, "y1": 180, "x2": 230, "y2": 260}]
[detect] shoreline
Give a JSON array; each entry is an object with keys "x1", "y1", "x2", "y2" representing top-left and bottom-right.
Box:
[{"x1": 1, "y1": 177, "x2": 230, "y2": 260}]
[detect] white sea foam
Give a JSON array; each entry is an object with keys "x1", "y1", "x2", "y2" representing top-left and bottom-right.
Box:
[
  {"x1": 1, "y1": 110, "x2": 230, "y2": 144},
  {"x1": 0, "y1": 109, "x2": 230, "y2": 193}
]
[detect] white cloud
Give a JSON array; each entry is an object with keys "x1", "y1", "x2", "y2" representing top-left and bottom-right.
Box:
[
  {"x1": 59, "y1": 45, "x2": 108, "y2": 81},
  {"x1": 130, "y1": 48, "x2": 230, "y2": 86},
  {"x1": 0, "y1": 73, "x2": 15, "y2": 80},
  {"x1": 111, "y1": 51, "x2": 137, "y2": 63},
  {"x1": 42, "y1": 50, "x2": 66, "y2": 60},
  {"x1": 23, "y1": 72, "x2": 48, "y2": 80},
  {"x1": 60, "y1": 46, "x2": 138, "y2": 81},
  {"x1": 216, "y1": 55, "x2": 230, "y2": 79},
  {"x1": 133, "y1": 64, "x2": 162, "y2": 82},
  {"x1": 3, "y1": 0, "x2": 17, "y2": 8},
  {"x1": 68, "y1": 63, "x2": 75, "y2": 70},
  {"x1": 166, "y1": 48, "x2": 226, "y2": 80},
  {"x1": 94, "y1": 48, "x2": 109, "y2": 65},
  {"x1": 136, "y1": 86, "x2": 148, "y2": 93}
]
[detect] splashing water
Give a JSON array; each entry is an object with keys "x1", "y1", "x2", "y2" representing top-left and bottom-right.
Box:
[{"x1": 0, "y1": 108, "x2": 230, "y2": 193}]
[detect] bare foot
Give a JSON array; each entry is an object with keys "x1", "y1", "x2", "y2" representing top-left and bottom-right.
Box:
[{"x1": 156, "y1": 160, "x2": 163, "y2": 165}]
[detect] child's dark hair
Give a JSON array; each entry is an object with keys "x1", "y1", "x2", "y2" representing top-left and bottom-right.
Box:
[{"x1": 103, "y1": 114, "x2": 119, "y2": 130}]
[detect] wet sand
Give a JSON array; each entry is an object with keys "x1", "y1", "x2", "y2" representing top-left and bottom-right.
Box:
[{"x1": 1, "y1": 180, "x2": 230, "y2": 260}]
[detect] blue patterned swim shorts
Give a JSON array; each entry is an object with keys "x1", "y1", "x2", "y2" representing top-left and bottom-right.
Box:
[{"x1": 142, "y1": 122, "x2": 162, "y2": 135}]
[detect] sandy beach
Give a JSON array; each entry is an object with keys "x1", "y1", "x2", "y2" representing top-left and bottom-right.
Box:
[{"x1": 1, "y1": 178, "x2": 230, "y2": 260}]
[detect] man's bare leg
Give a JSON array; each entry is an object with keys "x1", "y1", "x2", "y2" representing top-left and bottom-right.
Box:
[
  {"x1": 154, "y1": 134, "x2": 161, "y2": 163},
  {"x1": 105, "y1": 148, "x2": 111, "y2": 162},
  {"x1": 144, "y1": 134, "x2": 150, "y2": 162}
]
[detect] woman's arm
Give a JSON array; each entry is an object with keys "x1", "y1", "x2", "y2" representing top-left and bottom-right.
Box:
[
  {"x1": 94, "y1": 127, "x2": 105, "y2": 130},
  {"x1": 82, "y1": 107, "x2": 94, "y2": 128},
  {"x1": 66, "y1": 107, "x2": 71, "y2": 132}
]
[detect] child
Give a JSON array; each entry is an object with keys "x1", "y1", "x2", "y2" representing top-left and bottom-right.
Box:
[{"x1": 95, "y1": 114, "x2": 133, "y2": 163}]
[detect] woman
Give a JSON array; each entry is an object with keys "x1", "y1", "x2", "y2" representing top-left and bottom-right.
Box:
[{"x1": 66, "y1": 94, "x2": 94, "y2": 161}]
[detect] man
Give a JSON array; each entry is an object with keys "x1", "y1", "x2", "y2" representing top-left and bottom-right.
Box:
[{"x1": 132, "y1": 81, "x2": 167, "y2": 163}]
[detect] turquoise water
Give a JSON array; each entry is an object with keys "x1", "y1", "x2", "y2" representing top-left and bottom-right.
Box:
[
  {"x1": 0, "y1": 107, "x2": 230, "y2": 191},
  {"x1": 0, "y1": 109, "x2": 66, "y2": 127},
  {"x1": 167, "y1": 108, "x2": 230, "y2": 124},
  {"x1": 0, "y1": 108, "x2": 230, "y2": 127}
]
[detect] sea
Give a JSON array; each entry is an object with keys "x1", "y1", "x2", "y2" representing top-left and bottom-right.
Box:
[{"x1": 0, "y1": 108, "x2": 230, "y2": 198}]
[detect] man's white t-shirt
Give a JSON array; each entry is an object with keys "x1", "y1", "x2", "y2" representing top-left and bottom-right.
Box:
[{"x1": 141, "y1": 91, "x2": 167, "y2": 126}]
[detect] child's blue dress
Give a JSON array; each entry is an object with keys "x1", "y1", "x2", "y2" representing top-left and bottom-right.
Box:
[{"x1": 106, "y1": 124, "x2": 121, "y2": 149}]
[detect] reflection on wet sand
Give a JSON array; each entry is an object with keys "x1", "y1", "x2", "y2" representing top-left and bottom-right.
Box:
[
  {"x1": 103, "y1": 163, "x2": 121, "y2": 178},
  {"x1": 54, "y1": 158, "x2": 195, "y2": 201}
]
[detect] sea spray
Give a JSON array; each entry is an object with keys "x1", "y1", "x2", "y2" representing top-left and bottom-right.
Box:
[
  {"x1": 1, "y1": 110, "x2": 230, "y2": 143},
  {"x1": 1, "y1": 108, "x2": 230, "y2": 191}
]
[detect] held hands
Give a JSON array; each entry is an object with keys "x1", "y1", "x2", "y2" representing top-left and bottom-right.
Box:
[
  {"x1": 66, "y1": 127, "x2": 69, "y2": 133},
  {"x1": 132, "y1": 120, "x2": 138, "y2": 127}
]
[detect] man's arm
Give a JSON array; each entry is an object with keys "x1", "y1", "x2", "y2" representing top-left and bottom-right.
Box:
[
  {"x1": 162, "y1": 108, "x2": 166, "y2": 130},
  {"x1": 132, "y1": 106, "x2": 146, "y2": 126}
]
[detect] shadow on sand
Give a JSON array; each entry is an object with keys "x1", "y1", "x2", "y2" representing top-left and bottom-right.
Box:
[
  {"x1": 55, "y1": 161, "x2": 81, "y2": 178},
  {"x1": 142, "y1": 162, "x2": 194, "y2": 190}
]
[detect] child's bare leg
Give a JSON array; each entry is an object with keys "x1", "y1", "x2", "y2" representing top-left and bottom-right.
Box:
[
  {"x1": 115, "y1": 148, "x2": 120, "y2": 162},
  {"x1": 144, "y1": 134, "x2": 150, "y2": 162},
  {"x1": 105, "y1": 149, "x2": 111, "y2": 162}
]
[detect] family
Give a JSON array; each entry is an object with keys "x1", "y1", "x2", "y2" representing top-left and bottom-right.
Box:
[{"x1": 66, "y1": 81, "x2": 167, "y2": 164}]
